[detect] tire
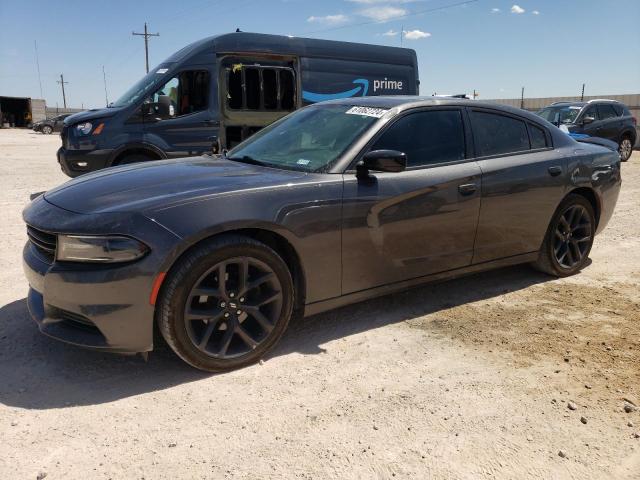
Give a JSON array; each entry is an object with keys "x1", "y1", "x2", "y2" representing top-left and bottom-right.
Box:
[
  {"x1": 41, "y1": 125, "x2": 53, "y2": 135},
  {"x1": 157, "y1": 234, "x2": 295, "y2": 372},
  {"x1": 618, "y1": 136, "x2": 633, "y2": 162},
  {"x1": 114, "y1": 153, "x2": 154, "y2": 166},
  {"x1": 533, "y1": 194, "x2": 596, "y2": 277}
]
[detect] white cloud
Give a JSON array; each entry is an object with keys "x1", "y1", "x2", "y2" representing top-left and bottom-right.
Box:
[
  {"x1": 382, "y1": 29, "x2": 399, "y2": 36},
  {"x1": 511, "y1": 5, "x2": 525, "y2": 14},
  {"x1": 403, "y1": 29, "x2": 431, "y2": 40},
  {"x1": 306, "y1": 14, "x2": 348, "y2": 24},
  {"x1": 360, "y1": 6, "x2": 407, "y2": 21},
  {"x1": 491, "y1": 8, "x2": 501, "y2": 13},
  {"x1": 532, "y1": 10, "x2": 540, "y2": 15}
]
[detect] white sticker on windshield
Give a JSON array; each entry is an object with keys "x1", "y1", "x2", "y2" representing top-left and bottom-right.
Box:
[
  {"x1": 297, "y1": 159, "x2": 310, "y2": 165},
  {"x1": 346, "y1": 106, "x2": 388, "y2": 118},
  {"x1": 569, "y1": 106, "x2": 581, "y2": 110},
  {"x1": 156, "y1": 68, "x2": 169, "y2": 74}
]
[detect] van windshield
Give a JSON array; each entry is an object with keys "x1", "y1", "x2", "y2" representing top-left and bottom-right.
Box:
[
  {"x1": 111, "y1": 65, "x2": 173, "y2": 107},
  {"x1": 227, "y1": 104, "x2": 386, "y2": 173}
]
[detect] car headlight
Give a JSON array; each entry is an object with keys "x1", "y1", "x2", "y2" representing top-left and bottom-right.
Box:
[{"x1": 57, "y1": 235, "x2": 149, "y2": 263}]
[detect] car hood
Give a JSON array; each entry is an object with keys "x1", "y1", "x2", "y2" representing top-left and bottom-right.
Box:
[
  {"x1": 44, "y1": 156, "x2": 310, "y2": 214},
  {"x1": 65, "y1": 106, "x2": 124, "y2": 125}
]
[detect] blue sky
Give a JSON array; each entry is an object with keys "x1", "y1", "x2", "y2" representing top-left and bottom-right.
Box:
[{"x1": 1, "y1": 0, "x2": 639, "y2": 108}]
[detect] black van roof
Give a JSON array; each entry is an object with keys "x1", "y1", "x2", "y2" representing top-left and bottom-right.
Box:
[{"x1": 165, "y1": 32, "x2": 417, "y2": 66}]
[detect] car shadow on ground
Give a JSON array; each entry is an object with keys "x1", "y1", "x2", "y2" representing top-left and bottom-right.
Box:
[{"x1": 0, "y1": 264, "x2": 552, "y2": 410}]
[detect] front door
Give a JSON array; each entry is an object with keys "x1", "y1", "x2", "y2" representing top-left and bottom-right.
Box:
[
  {"x1": 341, "y1": 108, "x2": 482, "y2": 294},
  {"x1": 142, "y1": 69, "x2": 215, "y2": 157}
]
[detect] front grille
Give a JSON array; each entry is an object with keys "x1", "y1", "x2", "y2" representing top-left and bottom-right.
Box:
[{"x1": 27, "y1": 225, "x2": 56, "y2": 262}]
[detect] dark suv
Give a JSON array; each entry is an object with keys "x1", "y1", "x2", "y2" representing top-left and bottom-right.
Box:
[{"x1": 537, "y1": 100, "x2": 636, "y2": 161}]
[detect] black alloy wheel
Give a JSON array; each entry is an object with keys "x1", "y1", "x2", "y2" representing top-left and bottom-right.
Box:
[
  {"x1": 184, "y1": 257, "x2": 283, "y2": 359},
  {"x1": 157, "y1": 235, "x2": 294, "y2": 372},
  {"x1": 42, "y1": 125, "x2": 53, "y2": 134},
  {"x1": 552, "y1": 204, "x2": 593, "y2": 269},
  {"x1": 534, "y1": 194, "x2": 595, "y2": 277}
]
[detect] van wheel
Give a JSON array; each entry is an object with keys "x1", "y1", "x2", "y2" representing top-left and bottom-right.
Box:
[
  {"x1": 619, "y1": 136, "x2": 633, "y2": 162},
  {"x1": 114, "y1": 153, "x2": 155, "y2": 166},
  {"x1": 41, "y1": 125, "x2": 53, "y2": 135},
  {"x1": 533, "y1": 194, "x2": 595, "y2": 277},
  {"x1": 157, "y1": 234, "x2": 294, "y2": 372}
]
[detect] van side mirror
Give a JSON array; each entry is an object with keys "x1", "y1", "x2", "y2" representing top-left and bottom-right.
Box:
[
  {"x1": 582, "y1": 116, "x2": 595, "y2": 125},
  {"x1": 357, "y1": 150, "x2": 407, "y2": 177},
  {"x1": 156, "y1": 95, "x2": 172, "y2": 117},
  {"x1": 208, "y1": 135, "x2": 219, "y2": 154}
]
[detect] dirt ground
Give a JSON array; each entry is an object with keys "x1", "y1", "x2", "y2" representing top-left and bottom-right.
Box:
[{"x1": 0, "y1": 128, "x2": 638, "y2": 480}]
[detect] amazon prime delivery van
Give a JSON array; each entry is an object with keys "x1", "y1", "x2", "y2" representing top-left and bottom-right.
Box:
[{"x1": 58, "y1": 31, "x2": 419, "y2": 176}]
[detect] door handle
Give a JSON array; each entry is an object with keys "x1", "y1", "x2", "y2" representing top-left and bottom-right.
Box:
[
  {"x1": 548, "y1": 166, "x2": 562, "y2": 176},
  {"x1": 204, "y1": 120, "x2": 219, "y2": 126},
  {"x1": 458, "y1": 183, "x2": 477, "y2": 196}
]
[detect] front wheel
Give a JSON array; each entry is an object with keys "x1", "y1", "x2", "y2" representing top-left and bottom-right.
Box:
[
  {"x1": 619, "y1": 137, "x2": 633, "y2": 162},
  {"x1": 157, "y1": 235, "x2": 294, "y2": 372},
  {"x1": 533, "y1": 194, "x2": 595, "y2": 277}
]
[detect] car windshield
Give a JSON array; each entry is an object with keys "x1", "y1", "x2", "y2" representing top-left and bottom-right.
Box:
[
  {"x1": 536, "y1": 105, "x2": 583, "y2": 126},
  {"x1": 111, "y1": 65, "x2": 173, "y2": 107},
  {"x1": 226, "y1": 104, "x2": 386, "y2": 172}
]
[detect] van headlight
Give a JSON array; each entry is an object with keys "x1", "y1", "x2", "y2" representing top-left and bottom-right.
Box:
[
  {"x1": 75, "y1": 122, "x2": 93, "y2": 135},
  {"x1": 57, "y1": 235, "x2": 149, "y2": 263}
]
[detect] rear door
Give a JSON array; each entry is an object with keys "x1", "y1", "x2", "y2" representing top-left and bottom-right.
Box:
[
  {"x1": 469, "y1": 108, "x2": 567, "y2": 263},
  {"x1": 341, "y1": 108, "x2": 482, "y2": 294},
  {"x1": 142, "y1": 69, "x2": 215, "y2": 157},
  {"x1": 219, "y1": 57, "x2": 298, "y2": 149},
  {"x1": 596, "y1": 103, "x2": 622, "y2": 141}
]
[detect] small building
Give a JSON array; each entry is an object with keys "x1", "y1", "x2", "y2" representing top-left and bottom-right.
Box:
[{"x1": 0, "y1": 96, "x2": 46, "y2": 127}]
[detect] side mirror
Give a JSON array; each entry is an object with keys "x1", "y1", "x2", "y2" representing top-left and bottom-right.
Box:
[
  {"x1": 208, "y1": 135, "x2": 219, "y2": 154},
  {"x1": 357, "y1": 150, "x2": 407, "y2": 177},
  {"x1": 156, "y1": 95, "x2": 172, "y2": 117},
  {"x1": 582, "y1": 116, "x2": 595, "y2": 125}
]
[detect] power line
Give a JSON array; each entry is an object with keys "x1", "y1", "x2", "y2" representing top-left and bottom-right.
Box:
[
  {"x1": 132, "y1": 22, "x2": 160, "y2": 73},
  {"x1": 298, "y1": 0, "x2": 481, "y2": 36}
]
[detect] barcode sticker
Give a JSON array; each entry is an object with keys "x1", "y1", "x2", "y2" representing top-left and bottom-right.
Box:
[{"x1": 345, "y1": 106, "x2": 388, "y2": 118}]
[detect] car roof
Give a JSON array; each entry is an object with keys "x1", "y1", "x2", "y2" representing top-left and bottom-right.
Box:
[{"x1": 320, "y1": 96, "x2": 547, "y2": 123}]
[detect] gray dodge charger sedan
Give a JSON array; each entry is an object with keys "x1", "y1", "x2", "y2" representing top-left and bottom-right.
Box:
[{"x1": 23, "y1": 97, "x2": 621, "y2": 371}]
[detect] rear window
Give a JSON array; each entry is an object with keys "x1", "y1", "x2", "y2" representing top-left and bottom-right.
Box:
[
  {"x1": 529, "y1": 124, "x2": 548, "y2": 149},
  {"x1": 470, "y1": 111, "x2": 530, "y2": 156}
]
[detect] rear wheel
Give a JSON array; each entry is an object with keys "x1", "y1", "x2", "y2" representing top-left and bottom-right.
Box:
[
  {"x1": 534, "y1": 194, "x2": 595, "y2": 277},
  {"x1": 157, "y1": 235, "x2": 294, "y2": 372},
  {"x1": 41, "y1": 125, "x2": 53, "y2": 135},
  {"x1": 619, "y1": 136, "x2": 633, "y2": 162}
]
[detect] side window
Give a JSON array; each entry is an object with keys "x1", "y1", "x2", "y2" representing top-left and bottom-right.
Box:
[
  {"x1": 371, "y1": 110, "x2": 465, "y2": 167},
  {"x1": 598, "y1": 104, "x2": 618, "y2": 120},
  {"x1": 470, "y1": 111, "x2": 530, "y2": 157},
  {"x1": 529, "y1": 123, "x2": 548, "y2": 149},
  {"x1": 145, "y1": 70, "x2": 209, "y2": 120},
  {"x1": 612, "y1": 104, "x2": 624, "y2": 116},
  {"x1": 582, "y1": 105, "x2": 599, "y2": 121},
  {"x1": 227, "y1": 66, "x2": 296, "y2": 111}
]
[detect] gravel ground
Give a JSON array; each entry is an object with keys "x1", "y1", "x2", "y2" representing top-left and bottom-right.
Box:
[{"x1": 0, "y1": 129, "x2": 638, "y2": 480}]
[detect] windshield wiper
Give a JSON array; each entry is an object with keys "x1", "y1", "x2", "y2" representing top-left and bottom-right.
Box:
[{"x1": 225, "y1": 155, "x2": 268, "y2": 167}]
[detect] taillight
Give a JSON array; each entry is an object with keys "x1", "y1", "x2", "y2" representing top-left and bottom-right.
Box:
[{"x1": 632, "y1": 116, "x2": 637, "y2": 126}]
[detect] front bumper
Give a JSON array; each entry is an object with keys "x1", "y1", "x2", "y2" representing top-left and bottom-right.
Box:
[
  {"x1": 57, "y1": 147, "x2": 113, "y2": 177},
  {"x1": 22, "y1": 197, "x2": 181, "y2": 353}
]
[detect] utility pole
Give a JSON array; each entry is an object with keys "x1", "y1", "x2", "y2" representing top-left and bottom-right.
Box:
[
  {"x1": 34, "y1": 41, "x2": 43, "y2": 99},
  {"x1": 400, "y1": 24, "x2": 404, "y2": 47},
  {"x1": 132, "y1": 22, "x2": 160, "y2": 73},
  {"x1": 581, "y1": 83, "x2": 585, "y2": 101},
  {"x1": 473, "y1": 89, "x2": 479, "y2": 99},
  {"x1": 102, "y1": 65, "x2": 109, "y2": 106},
  {"x1": 57, "y1": 74, "x2": 69, "y2": 108},
  {"x1": 520, "y1": 86, "x2": 525, "y2": 109}
]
